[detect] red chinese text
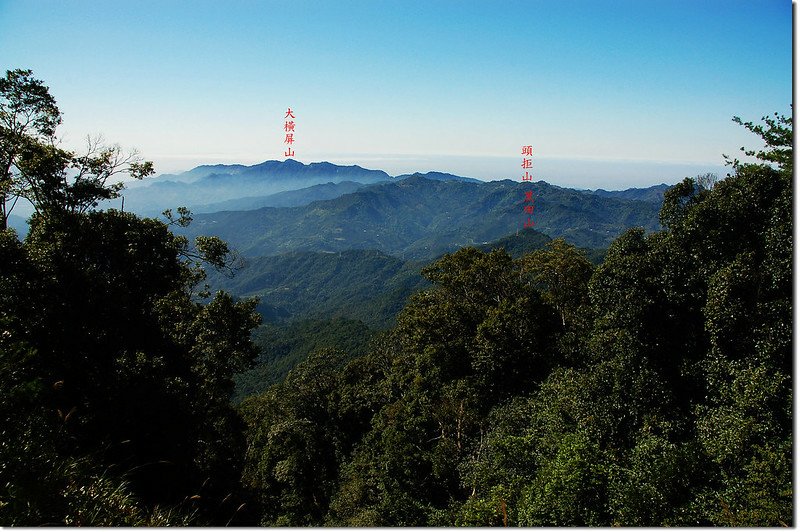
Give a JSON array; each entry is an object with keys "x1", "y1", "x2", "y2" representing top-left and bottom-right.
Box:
[
  {"x1": 283, "y1": 107, "x2": 295, "y2": 157},
  {"x1": 521, "y1": 145, "x2": 534, "y2": 228}
]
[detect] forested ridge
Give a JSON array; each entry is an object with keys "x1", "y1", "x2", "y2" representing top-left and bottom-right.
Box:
[
  {"x1": 180, "y1": 175, "x2": 662, "y2": 258},
  {"x1": 0, "y1": 70, "x2": 792, "y2": 526}
]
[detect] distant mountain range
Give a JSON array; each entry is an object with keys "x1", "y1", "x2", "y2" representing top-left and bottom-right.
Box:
[
  {"x1": 120, "y1": 158, "x2": 646, "y2": 216},
  {"x1": 119, "y1": 159, "x2": 394, "y2": 215},
  {"x1": 193, "y1": 180, "x2": 368, "y2": 213},
  {"x1": 13, "y1": 159, "x2": 670, "y2": 260},
  {"x1": 8, "y1": 157, "x2": 665, "y2": 330},
  {"x1": 180, "y1": 174, "x2": 663, "y2": 258}
]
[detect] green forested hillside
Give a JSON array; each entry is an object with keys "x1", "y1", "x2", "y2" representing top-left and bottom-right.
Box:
[
  {"x1": 222, "y1": 229, "x2": 561, "y2": 405},
  {"x1": 0, "y1": 70, "x2": 791, "y2": 527},
  {"x1": 238, "y1": 113, "x2": 792, "y2": 526},
  {"x1": 206, "y1": 248, "x2": 429, "y2": 327},
  {"x1": 182, "y1": 177, "x2": 662, "y2": 259},
  {"x1": 476, "y1": 227, "x2": 610, "y2": 263},
  {"x1": 394, "y1": 170, "x2": 483, "y2": 183}
]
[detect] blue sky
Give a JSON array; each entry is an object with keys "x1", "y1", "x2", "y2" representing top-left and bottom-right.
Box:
[{"x1": 0, "y1": 0, "x2": 791, "y2": 188}]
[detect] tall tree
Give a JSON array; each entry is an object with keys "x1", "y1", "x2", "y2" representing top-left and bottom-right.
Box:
[
  {"x1": 0, "y1": 71, "x2": 261, "y2": 525},
  {"x1": 0, "y1": 69, "x2": 60, "y2": 228}
]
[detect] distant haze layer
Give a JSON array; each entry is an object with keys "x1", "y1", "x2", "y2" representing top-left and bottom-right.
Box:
[{"x1": 148, "y1": 153, "x2": 729, "y2": 190}]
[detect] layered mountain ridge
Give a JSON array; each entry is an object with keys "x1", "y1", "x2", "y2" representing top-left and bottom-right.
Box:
[
  {"x1": 119, "y1": 159, "x2": 394, "y2": 215},
  {"x1": 179, "y1": 175, "x2": 663, "y2": 259},
  {"x1": 119, "y1": 159, "x2": 670, "y2": 218}
]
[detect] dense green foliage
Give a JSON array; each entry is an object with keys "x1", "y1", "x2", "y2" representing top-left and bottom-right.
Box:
[
  {"x1": 0, "y1": 71, "x2": 261, "y2": 525},
  {"x1": 1, "y1": 69, "x2": 791, "y2": 527},
  {"x1": 225, "y1": 229, "x2": 605, "y2": 408},
  {"x1": 0, "y1": 69, "x2": 61, "y2": 230},
  {"x1": 239, "y1": 112, "x2": 792, "y2": 526},
  {"x1": 475, "y1": 227, "x2": 552, "y2": 257}
]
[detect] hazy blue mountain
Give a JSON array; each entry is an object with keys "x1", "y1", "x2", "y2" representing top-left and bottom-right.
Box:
[
  {"x1": 193, "y1": 181, "x2": 367, "y2": 213},
  {"x1": 194, "y1": 159, "x2": 389, "y2": 186},
  {"x1": 182, "y1": 176, "x2": 662, "y2": 259},
  {"x1": 146, "y1": 163, "x2": 250, "y2": 184},
  {"x1": 117, "y1": 158, "x2": 669, "y2": 222},
  {"x1": 586, "y1": 183, "x2": 671, "y2": 203},
  {"x1": 116, "y1": 159, "x2": 393, "y2": 216},
  {"x1": 6, "y1": 213, "x2": 29, "y2": 238}
]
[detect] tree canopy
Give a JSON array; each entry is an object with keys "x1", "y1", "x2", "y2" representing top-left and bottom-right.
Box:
[
  {"x1": 239, "y1": 110, "x2": 792, "y2": 526},
  {"x1": 0, "y1": 70, "x2": 260, "y2": 526},
  {"x1": 0, "y1": 68, "x2": 791, "y2": 526}
]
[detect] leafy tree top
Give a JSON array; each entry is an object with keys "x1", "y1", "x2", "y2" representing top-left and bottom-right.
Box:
[{"x1": 725, "y1": 110, "x2": 792, "y2": 175}]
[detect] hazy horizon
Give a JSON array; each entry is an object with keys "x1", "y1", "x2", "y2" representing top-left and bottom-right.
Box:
[
  {"x1": 144, "y1": 153, "x2": 730, "y2": 191},
  {"x1": 0, "y1": 0, "x2": 789, "y2": 191}
]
